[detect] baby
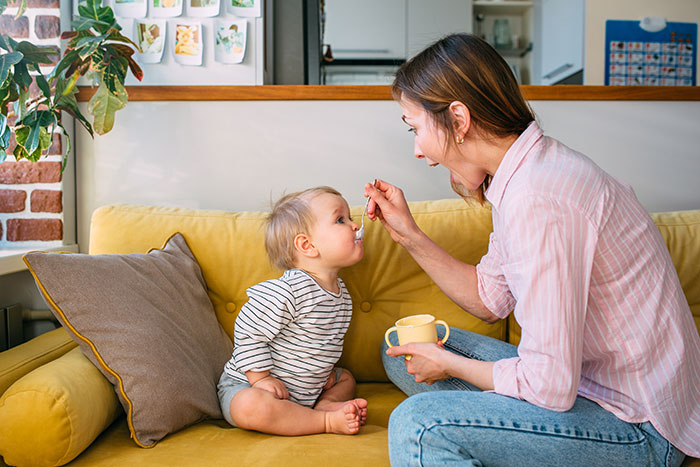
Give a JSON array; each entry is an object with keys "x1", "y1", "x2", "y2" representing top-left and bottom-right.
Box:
[{"x1": 217, "y1": 186, "x2": 368, "y2": 435}]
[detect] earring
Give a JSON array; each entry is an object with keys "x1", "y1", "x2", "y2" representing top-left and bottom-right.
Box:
[{"x1": 456, "y1": 136, "x2": 464, "y2": 145}]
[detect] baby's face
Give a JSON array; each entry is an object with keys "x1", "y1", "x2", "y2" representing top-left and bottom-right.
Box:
[{"x1": 307, "y1": 193, "x2": 364, "y2": 268}]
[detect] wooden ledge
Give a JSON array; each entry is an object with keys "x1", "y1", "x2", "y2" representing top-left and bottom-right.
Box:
[{"x1": 75, "y1": 85, "x2": 700, "y2": 102}]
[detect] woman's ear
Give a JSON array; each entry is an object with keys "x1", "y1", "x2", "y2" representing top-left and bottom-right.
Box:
[
  {"x1": 449, "y1": 101, "x2": 471, "y2": 141},
  {"x1": 294, "y1": 233, "x2": 318, "y2": 258}
]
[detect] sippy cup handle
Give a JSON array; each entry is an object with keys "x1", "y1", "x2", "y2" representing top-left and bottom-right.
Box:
[
  {"x1": 436, "y1": 320, "x2": 450, "y2": 344},
  {"x1": 384, "y1": 326, "x2": 398, "y2": 348}
]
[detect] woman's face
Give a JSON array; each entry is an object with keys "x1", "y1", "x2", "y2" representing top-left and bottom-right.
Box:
[
  {"x1": 400, "y1": 97, "x2": 447, "y2": 168},
  {"x1": 400, "y1": 97, "x2": 488, "y2": 192}
]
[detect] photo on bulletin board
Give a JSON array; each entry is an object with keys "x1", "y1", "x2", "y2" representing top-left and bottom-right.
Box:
[
  {"x1": 173, "y1": 21, "x2": 203, "y2": 66},
  {"x1": 151, "y1": 0, "x2": 184, "y2": 18},
  {"x1": 186, "y1": 0, "x2": 220, "y2": 17},
  {"x1": 134, "y1": 19, "x2": 166, "y2": 63},
  {"x1": 227, "y1": 0, "x2": 260, "y2": 18},
  {"x1": 113, "y1": 0, "x2": 147, "y2": 19},
  {"x1": 605, "y1": 19, "x2": 696, "y2": 86},
  {"x1": 214, "y1": 19, "x2": 246, "y2": 64}
]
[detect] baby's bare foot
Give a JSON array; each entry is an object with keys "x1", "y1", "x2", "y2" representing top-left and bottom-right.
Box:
[
  {"x1": 353, "y1": 398, "x2": 368, "y2": 425},
  {"x1": 318, "y1": 398, "x2": 368, "y2": 426},
  {"x1": 324, "y1": 402, "x2": 361, "y2": 435}
]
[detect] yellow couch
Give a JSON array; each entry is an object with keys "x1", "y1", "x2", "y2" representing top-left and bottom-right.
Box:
[{"x1": 0, "y1": 200, "x2": 698, "y2": 466}]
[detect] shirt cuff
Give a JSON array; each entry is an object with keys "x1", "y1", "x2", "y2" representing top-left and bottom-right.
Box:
[
  {"x1": 238, "y1": 360, "x2": 273, "y2": 374},
  {"x1": 492, "y1": 357, "x2": 521, "y2": 400},
  {"x1": 476, "y1": 265, "x2": 512, "y2": 319}
]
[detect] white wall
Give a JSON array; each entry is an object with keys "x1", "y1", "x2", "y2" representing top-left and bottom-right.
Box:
[{"x1": 76, "y1": 98, "x2": 700, "y2": 251}]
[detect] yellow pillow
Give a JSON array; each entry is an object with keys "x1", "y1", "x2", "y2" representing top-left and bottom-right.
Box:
[{"x1": 0, "y1": 347, "x2": 120, "y2": 467}]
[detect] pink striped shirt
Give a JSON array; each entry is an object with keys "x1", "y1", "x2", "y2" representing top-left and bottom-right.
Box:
[{"x1": 478, "y1": 122, "x2": 700, "y2": 456}]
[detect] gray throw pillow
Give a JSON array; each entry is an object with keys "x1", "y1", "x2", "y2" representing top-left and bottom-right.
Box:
[{"x1": 23, "y1": 233, "x2": 233, "y2": 447}]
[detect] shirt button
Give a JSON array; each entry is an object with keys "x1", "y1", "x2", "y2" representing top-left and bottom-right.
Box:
[
  {"x1": 225, "y1": 302, "x2": 236, "y2": 313},
  {"x1": 360, "y1": 301, "x2": 372, "y2": 312}
]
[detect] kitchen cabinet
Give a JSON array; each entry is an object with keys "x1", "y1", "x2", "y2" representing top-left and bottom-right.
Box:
[
  {"x1": 532, "y1": 0, "x2": 584, "y2": 84},
  {"x1": 324, "y1": 0, "x2": 407, "y2": 60},
  {"x1": 323, "y1": 0, "x2": 472, "y2": 61},
  {"x1": 407, "y1": 0, "x2": 473, "y2": 58},
  {"x1": 322, "y1": 0, "x2": 472, "y2": 84}
]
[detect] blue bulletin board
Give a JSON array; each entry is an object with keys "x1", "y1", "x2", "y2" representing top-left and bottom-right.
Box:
[{"x1": 605, "y1": 20, "x2": 697, "y2": 86}]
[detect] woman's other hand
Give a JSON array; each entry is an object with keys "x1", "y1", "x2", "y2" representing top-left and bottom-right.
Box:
[
  {"x1": 364, "y1": 179, "x2": 421, "y2": 245},
  {"x1": 385, "y1": 342, "x2": 453, "y2": 385}
]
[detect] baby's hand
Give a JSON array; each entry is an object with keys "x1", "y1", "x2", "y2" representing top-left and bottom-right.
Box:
[
  {"x1": 252, "y1": 375, "x2": 289, "y2": 400},
  {"x1": 322, "y1": 370, "x2": 337, "y2": 391}
]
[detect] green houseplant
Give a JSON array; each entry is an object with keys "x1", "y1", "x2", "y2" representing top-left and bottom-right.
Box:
[{"x1": 0, "y1": 0, "x2": 142, "y2": 166}]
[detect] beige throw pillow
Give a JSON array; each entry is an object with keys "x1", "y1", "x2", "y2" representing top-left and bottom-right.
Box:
[{"x1": 23, "y1": 233, "x2": 233, "y2": 448}]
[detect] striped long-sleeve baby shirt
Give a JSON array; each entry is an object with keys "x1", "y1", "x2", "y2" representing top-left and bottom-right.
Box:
[{"x1": 223, "y1": 268, "x2": 353, "y2": 407}]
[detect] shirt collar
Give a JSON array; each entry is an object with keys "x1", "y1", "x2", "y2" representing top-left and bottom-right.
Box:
[{"x1": 485, "y1": 121, "x2": 543, "y2": 209}]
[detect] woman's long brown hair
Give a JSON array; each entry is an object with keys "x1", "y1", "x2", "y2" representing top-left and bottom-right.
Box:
[{"x1": 392, "y1": 33, "x2": 535, "y2": 203}]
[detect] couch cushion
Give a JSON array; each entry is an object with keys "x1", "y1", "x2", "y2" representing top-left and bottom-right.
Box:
[
  {"x1": 23, "y1": 233, "x2": 233, "y2": 448},
  {"x1": 0, "y1": 326, "x2": 76, "y2": 397},
  {"x1": 88, "y1": 200, "x2": 505, "y2": 383},
  {"x1": 65, "y1": 382, "x2": 404, "y2": 467},
  {"x1": 0, "y1": 347, "x2": 120, "y2": 467},
  {"x1": 651, "y1": 210, "x2": 700, "y2": 332}
]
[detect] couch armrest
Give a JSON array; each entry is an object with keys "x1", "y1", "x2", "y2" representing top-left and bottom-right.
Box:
[
  {"x1": 0, "y1": 327, "x2": 77, "y2": 397},
  {"x1": 0, "y1": 347, "x2": 121, "y2": 467}
]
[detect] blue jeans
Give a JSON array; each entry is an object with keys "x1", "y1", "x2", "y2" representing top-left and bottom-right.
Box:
[{"x1": 382, "y1": 328, "x2": 685, "y2": 467}]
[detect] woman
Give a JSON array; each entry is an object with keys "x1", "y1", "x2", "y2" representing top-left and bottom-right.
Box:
[{"x1": 365, "y1": 33, "x2": 700, "y2": 466}]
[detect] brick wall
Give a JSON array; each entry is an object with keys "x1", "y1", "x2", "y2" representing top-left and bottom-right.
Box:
[{"x1": 0, "y1": 0, "x2": 64, "y2": 249}]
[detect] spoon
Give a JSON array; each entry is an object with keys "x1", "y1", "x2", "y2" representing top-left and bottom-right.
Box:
[{"x1": 355, "y1": 196, "x2": 371, "y2": 241}]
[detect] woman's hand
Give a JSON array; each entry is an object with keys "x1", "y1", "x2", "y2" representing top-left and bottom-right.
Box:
[
  {"x1": 252, "y1": 375, "x2": 290, "y2": 400},
  {"x1": 364, "y1": 179, "x2": 422, "y2": 246},
  {"x1": 385, "y1": 342, "x2": 454, "y2": 385}
]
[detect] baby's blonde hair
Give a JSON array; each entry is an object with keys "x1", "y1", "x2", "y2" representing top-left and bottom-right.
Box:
[{"x1": 265, "y1": 186, "x2": 343, "y2": 270}]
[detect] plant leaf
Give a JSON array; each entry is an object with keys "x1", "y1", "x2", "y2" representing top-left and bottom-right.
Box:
[
  {"x1": 13, "y1": 126, "x2": 29, "y2": 160},
  {"x1": 71, "y1": 16, "x2": 114, "y2": 32},
  {"x1": 87, "y1": 79, "x2": 127, "y2": 134},
  {"x1": 65, "y1": 30, "x2": 93, "y2": 50},
  {"x1": 35, "y1": 74, "x2": 51, "y2": 99},
  {"x1": 78, "y1": 0, "x2": 117, "y2": 34},
  {"x1": 101, "y1": 52, "x2": 128, "y2": 93},
  {"x1": 12, "y1": 61, "x2": 32, "y2": 90},
  {"x1": 0, "y1": 35, "x2": 18, "y2": 53},
  {"x1": 109, "y1": 43, "x2": 142, "y2": 81},
  {"x1": 57, "y1": 123, "x2": 70, "y2": 170},
  {"x1": 56, "y1": 102, "x2": 95, "y2": 138},
  {"x1": 16, "y1": 41, "x2": 58, "y2": 65},
  {"x1": 56, "y1": 92, "x2": 94, "y2": 136},
  {"x1": 78, "y1": 40, "x2": 102, "y2": 61},
  {"x1": 0, "y1": 124, "x2": 11, "y2": 148},
  {"x1": 50, "y1": 49, "x2": 81, "y2": 80},
  {"x1": 56, "y1": 97, "x2": 94, "y2": 136},
  {"x1": 12, "y1": 87, "x2": 29, "y2": 120},
  {"x1": 61, "y1": 31, "x2": 80, "y2": 41},
  {"x1": 106, "y1": 29, "x2": 139, "y2": 49},
  {"x1": 37, "y1": 109, "x2": 55, "y2": 127},
  {"x1": 25, "y1": 120, "x2": 42, "y2": 154},
  {"x1": 0, "y1": 51, "x2": 23, "y2": 83}
]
